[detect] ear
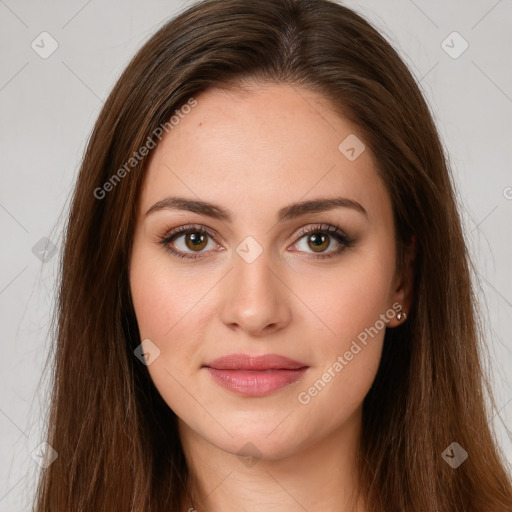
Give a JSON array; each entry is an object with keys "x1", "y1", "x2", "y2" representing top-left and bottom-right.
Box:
[{"x1": 387, "y1": 235, "x2": 416, "y2": 328}]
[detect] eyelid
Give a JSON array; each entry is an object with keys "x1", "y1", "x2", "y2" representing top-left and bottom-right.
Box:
[
  {"x1": 157, "y1": 222, "x2": 355, "y2": 259},
  {"x1": 293, "y1": 223, "x2": 348, "y2": 240},
  {"x1": 288, "y1": 223, "x2": 355, "y2": 259},
  {"x1": 159, "y1": 222, "x2": 347, "y2": 243},
  {"x1": 156, "y1": 223, "x2": 221, "y2": 246},
  {"x1": 156, "y1": 223, "x2": 222, "y2": 260}
]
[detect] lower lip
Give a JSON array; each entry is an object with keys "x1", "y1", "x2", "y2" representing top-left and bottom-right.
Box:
[{"x1": 205, "y1": 367, "x2": 308, "y2": 397}]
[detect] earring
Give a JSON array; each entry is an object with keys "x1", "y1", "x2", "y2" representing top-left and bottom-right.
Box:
[{"x1": 397, "y1": 311, "x2": 407, "y2": 322}]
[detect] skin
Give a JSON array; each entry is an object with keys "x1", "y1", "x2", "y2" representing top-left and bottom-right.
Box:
[{"x1": 129, "y1": 82, "x2": 414, "y2": 512}]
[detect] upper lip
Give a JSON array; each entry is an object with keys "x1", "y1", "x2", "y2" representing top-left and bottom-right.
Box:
[{"x1": 204, "y1": 353, "x2": 308, "y2": 370}]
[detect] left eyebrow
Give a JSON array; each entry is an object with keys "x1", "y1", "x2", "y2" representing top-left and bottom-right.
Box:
[
  {"x1": 145, "y1": 195, "x2": 368, "y2": 221},
  {"x1": 277, "y1": 196, "x2": 367, "y2": 221}
]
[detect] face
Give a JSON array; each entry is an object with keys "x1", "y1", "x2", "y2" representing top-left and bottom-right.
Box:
[{"x1": 129, "y1": 82, "x2": 410, "y2": 460}]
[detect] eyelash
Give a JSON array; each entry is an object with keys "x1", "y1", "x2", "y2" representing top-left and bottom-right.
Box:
[{"x1": 157, "y1": 223, "x2": 356, "y2": 261}]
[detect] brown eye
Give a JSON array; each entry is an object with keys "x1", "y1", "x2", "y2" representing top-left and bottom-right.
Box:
[
  {"x1": 184, "y1": 232, "x2": 208, "y2": 251},
  {"x1": 291, "y1": 223, "x2": 356, "y2": 259},
  {"x1": 307, "y1": 232, "x2": 330, "y2": 252},
  {"x1": 159, "y1": 225, "x2": 219, "y2": 260}
]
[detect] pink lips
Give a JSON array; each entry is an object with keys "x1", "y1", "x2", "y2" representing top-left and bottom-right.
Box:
[{"x1": 203, "y1": 353, "x2": 309, "y2": 397}]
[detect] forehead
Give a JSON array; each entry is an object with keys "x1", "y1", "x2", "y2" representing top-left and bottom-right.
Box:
[{"x1": 139, "y1": 83, "x2": 391, "y2": 225}]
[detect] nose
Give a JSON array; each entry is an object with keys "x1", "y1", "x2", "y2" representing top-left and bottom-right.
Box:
[{"x1": 218, "y1": 248, "x2": 292, "y2": 336}]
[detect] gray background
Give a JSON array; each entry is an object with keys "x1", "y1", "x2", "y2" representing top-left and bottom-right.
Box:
[{"x1": 1, "y1": 0, "x2": 511, "y2": 509}]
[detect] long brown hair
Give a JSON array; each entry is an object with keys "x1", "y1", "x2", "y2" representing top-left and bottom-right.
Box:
[{"x1": 32, "y1": 0, "x2": 512, "y2": 510}]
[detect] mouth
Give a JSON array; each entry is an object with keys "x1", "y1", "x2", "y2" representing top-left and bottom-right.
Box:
[
  {"x1": 203, "y1": 353, "x2": 309, "y2": 397},
  {"x1": 204, "y1": 353, "x2": 307, "y2": 370}
]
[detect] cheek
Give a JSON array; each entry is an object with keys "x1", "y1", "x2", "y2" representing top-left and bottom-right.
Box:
[
  {"x1": 129, "y1": 241, "x2": 209, "y2": 343},
  {"x1": 293, "y1": 241, "x2": 395, "y2": 350},
  {"x1": 129, "y1": 246, "x2": 210, "y2": 425},
  {"x1": 290, "y1": 246, "x2": 394, "y2": 427},
  {"x1": 129, "y1": 241, "x2": 216, "y2": 396}
]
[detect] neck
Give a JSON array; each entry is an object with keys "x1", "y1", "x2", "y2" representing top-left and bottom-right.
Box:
[{"x1": 178, "y1": 406, "x2": 366, "y2": 512}]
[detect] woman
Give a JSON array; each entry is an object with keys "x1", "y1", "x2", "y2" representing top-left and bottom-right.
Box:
[{"x1": 33, "y1": 0, "x2": 512, "y2": 510}]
